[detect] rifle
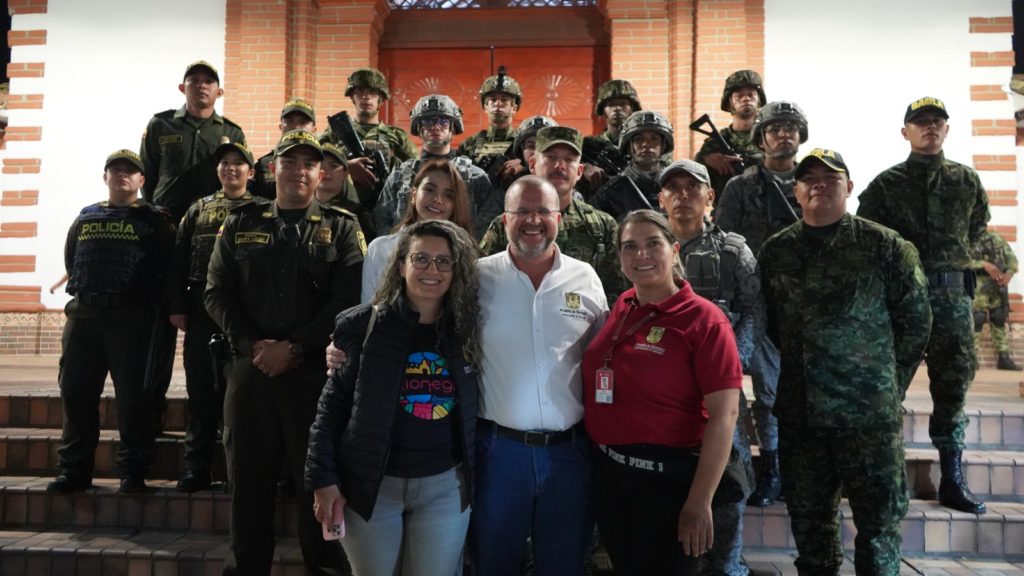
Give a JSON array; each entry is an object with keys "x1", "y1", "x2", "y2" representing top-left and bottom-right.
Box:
[
  {"x1": 474, "y1": 141, "x2": 515, "y2": 185},
  {"x1": 757, "y1": 167, "x2": 799, "y2": 227},
  {"x1": 581, "y1": 137, "x2": 628, "y2": 177},
  {"x1": 327, "y1": 111, "x2": 389, "y2": 201},
  {"x1": 688, "y1": 114, "x2": 746, "y2": 175}
]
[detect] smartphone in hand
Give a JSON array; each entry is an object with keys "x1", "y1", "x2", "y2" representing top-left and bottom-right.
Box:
[{"x1": 322, "y1": 498, "x2": 345, "y2": 540}]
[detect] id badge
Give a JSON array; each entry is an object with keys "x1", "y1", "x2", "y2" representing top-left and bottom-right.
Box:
[{"x1": 595, "y1": 367, "x2": 615, "y2": 404}]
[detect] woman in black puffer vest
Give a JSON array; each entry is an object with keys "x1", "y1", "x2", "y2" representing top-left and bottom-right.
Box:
[{"x1": 305, "y1": 220, "x2": 481, "y2": 576}]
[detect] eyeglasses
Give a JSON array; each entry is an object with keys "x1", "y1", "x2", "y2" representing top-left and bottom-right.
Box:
[
  {"x1": 505, "y1": 208, "x2": 558, "y2": 220},
  {"x1": 765, "y1": 122, "x2": 800, "y2": 135},
  {"x1": 420, "y1": 117, "x2": 452, "y2": 129},
  {"x1": 408, "y1": 252, "x2": 456, "y2": 272}
]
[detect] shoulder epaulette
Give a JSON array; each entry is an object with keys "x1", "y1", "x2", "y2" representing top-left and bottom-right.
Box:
[
  {"x1": 153, "y1": 109, "x2": 177, "y2": 120},
  {"x1": 323, "y1": 204, "x2": 358, "y2": 220},
  {"x1": 230, "y1": 197, "x2": 270, "y2": 213},
  {"x1": 222, "y1": 116, "x2": 244, "y2": 130}
]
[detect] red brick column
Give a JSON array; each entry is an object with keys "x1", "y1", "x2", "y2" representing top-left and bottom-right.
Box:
[
  {"x1": 601, "y1": 0, "x2": 672, "y2": 119},
  {"x1": 314, "y1": 0, "x2": 391, "y2": 122}
]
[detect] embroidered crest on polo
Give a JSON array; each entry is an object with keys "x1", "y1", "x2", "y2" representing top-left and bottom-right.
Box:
[
  {"x1": 565, "y1": 292, "x2": 581, "y2": 310},
  {"x1": 558, "y1": 291, "x2": 589, "y2": 320},
  {"x1": 646, "y1": 327, "x2": 665, "y2": 344}
]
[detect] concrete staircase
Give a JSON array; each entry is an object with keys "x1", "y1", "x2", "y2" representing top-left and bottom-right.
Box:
[{"x1": 0, "y1": 360, "x2": 1022, "y2": 575}]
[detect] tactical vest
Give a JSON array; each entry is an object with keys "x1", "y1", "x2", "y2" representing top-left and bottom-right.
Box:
[
  {"x1": 682, "y1": 231, "x2": 746, "y2": 317},
  {"x1": 67, "y1": 203, "x2": 164, "y2": 297},
  {"x1": 187, "y1": 193, "x2": 254, "y2": 283}
]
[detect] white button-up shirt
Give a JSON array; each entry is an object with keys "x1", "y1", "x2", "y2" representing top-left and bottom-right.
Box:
[
  {"x1": 360, "y1": 231, "x2": 401, "y2": 304},
  {"x1": 477, "y1": 246, "x2": 609, "y2": 432}
]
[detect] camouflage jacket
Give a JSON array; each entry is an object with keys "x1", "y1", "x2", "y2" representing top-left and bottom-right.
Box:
[
  {"x1": 858, "y1": 152, "x2": 990, "y2": 273},
  {"x1": 694, "y1": 125, "x2": 764, "y2": 205},
  {"x1": 972, "y1": 230, "x2": 1018, "y2": 300},
  {"x1": 456, "y1": 126, "x2": 517, "y2": 166},
  {"x1": 479, "y1": 197, "x2": 626, "y2": 303},
  {"x1": 589, "y1": 164, "x2": 661, "y2": 220},
  {"x1": 320, "y1": 120, "x2": 419, "y2": 208},
  {"x1": 715, "y1": 165, "x2": 800, "y2": 255},
  {"x1": 372, "y1": 152, "x2": 498, "y2": 239},
  {"x1": 759, "y1": 214, "x2": 932, "y2": 427},
  {"x1": 678, "y1": 221, "x2": 765, "y2": 369}
]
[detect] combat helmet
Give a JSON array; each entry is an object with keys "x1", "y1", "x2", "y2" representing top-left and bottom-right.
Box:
[
  {"x1": 512, "y1": 115, "x2": 558, "y2": 161},
  {"x1": 751, "y1": 101, "x2": 808, "y2": 146},
  {"x1": 594, "y1": 79, "x2": 643, "y2": 116},
  {"x1": 618, "y1": 111, "x2": 674, "y2": 156},
  {"x1": 479, "y1": 66, "x2": 523, "y2": 107},
  {"x1": 345, "y1": 68, "x2": 390, "y2": 100},
  {"x1": 720, "y1": 69, "x2": 766, "y2": 112},
  {"x1": 409, "y1": 94, "x2": 464, "y2": 136}
]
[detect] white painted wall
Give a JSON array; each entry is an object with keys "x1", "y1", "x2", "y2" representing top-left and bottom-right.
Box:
[{"x1": 3, "y1": 0, "x2": 227, "y2": 309}]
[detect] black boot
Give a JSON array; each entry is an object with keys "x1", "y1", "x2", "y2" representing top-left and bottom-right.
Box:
[
  {"x1": 747, "y1": 449, "x2": 782, "y2": 507},
  {"x1": 938, "y1": 448, "x2": 986, "y2": 514},
  {"x1": 996, "y1": 352, "x2": 1023, "y2": 371}
]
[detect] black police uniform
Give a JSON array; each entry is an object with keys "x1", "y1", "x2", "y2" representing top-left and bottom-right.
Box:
[
  {"x1": 205, "y1": 198, "x2": 364, "y2": 576},
  {"x1": 57, "y1": 199, "x2": 175, "y2": 485}
]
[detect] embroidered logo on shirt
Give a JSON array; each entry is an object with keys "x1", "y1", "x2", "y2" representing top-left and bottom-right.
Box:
[
  {"x1": 647, "y1": 327, "x2": 665, "y2": 343},
  {"x1": 565, "y1": 292, "x2": 581, "y2": 310}
]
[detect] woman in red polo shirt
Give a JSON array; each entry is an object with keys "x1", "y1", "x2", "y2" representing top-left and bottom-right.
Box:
[{"x1": 583, "y1": 209, "x2": 742, "y2": 576}]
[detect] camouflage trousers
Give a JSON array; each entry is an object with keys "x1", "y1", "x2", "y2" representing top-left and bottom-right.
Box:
[
  {"x1": 973, "y1": 291, "x2": 1012, "y2": 353},
  {"x1": 779, "y1": 425, "x2": 908, "y2": 576},
  {"x1": 927, "y1": 289, "x2": 975, "y2": 449},
  {"x1": 701, "y1": 390, "x2": 755, "y2": 576},
  {"x1": 748, "y1": 338, "x2": 780, "y2": 451}
]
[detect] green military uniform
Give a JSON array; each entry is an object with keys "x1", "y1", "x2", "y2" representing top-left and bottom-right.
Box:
[
  {"x1": 205, "y1": 197, "x2": 364, "y2": 576},
  {"x1": 715, "y1": 165, "x2": 799, "y2": 255},
  {"x1": 169, "y1": 189, "x2": 256, "y2": 484},
  {"x1": 858, "y1": 151, "x2": 989, "y2": 449},
  {"x1": 590, "y1": 164, "x2": 660, "y2": 219},
  {"x1": 457, "y1": 125, "x2": 517, "y2": 171},
  {"x1": 140, "y1": 106, "x2": 247, "y2": 218},
  {"x1": 58, "y1": 196, "x2": 176, "y2": 488},
  {"x1": 972, "y1": 231, "x2": 1018, "y2": 356},
  {"x1": 252, "y1": 152, "x2": 276, "y2": 199},
  {"x1": 320, "y1": 121, "x2": 418, "y2": 207},
  {"x1": 479, "y1": 196, "x2": 625, "y2": 303},
  {"x1": 694, "y1": 126, "x2": 763, "y2": 207},
  {"x1": 322, "y1": 192, "x2": 376, "y2": 245},
  {"x1": 760, "y1": 213, "x2": 931, "y2": 576}
]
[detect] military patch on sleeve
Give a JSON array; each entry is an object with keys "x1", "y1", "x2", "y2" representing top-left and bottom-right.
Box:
[
  {"x1": 356, "y1": 231, "x2": 368, "y2": 257},
  {"x1": 159, "y1": 135, "x2": 183, "y2": 145},
  {"x1": 236, "y1": 232, "x2": 271, "y2": 244}
]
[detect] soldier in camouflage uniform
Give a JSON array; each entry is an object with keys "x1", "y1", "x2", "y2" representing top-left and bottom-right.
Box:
[
  {"x1": 972, "y1": 230, "x2": 1022, "y2": 370},
  {"x1": 479, "y1": 126, "x2": 625, "y2": 303},
  {"x1": 373, "y1": 94, "x2": 496, "y2": 238},
  {"x1": 511, "y1": 115, "x2": 558, "y2": 172},
  {"x1": 761, "y1": 149, "x2": 932, "y2": 576},
  {"x1": 168, "y1": 141, "x2": 257, "y2": 492},
  {"x1": 316, "y1": 143, "x2": 376, "y2": 244},
  {"x1": 694, "y1": 70, "x2": 766, "y2": 208},
  {"x1": 321, "y1": 68, "x2": 419, "y2": 208},
  {"x1": 580, "y1": 79, "x2": 645, "y2": 199},
  {"x1": 858, "y1": 97, "x2": 990, "y2": 515},
  {"x1": 590, "y1": 110, "x2": 674, "y2": 220},
  {"x1": 659, "y1": 160, "x2": 760, "y2": 576},
  {"x1": 252, "y1": 99, "x2": 317, "y2": 200},
  {"x1": 457, "y1": 69, "x2": 525, "y2": 187}
]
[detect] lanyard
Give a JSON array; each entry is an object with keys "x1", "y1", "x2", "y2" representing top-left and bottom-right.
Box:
[{"x1": 602, "y1": 302, "x2": 659, "y2": 367}]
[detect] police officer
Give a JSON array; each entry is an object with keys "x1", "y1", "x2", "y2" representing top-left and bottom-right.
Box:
[
  {"x1": 590, "y1": 110, "x2": 674, "y2": 219},
  {"x1": 253, "y1": 99, "x2": 317, "y2": 199},
  {"x1": 972, "y1": 230, "x2": 1022, "y2": 370},
  {"x1": 49, "y1": 149, "x2": 176, "y2": 495},
  {"x1": 479, "y1": 126, "x2": 624, "y2": 303},
  {"x1": 694, "y1": 70, "x2": 766, "y2": 204},
  {"x1": 316, "y1": 142, "x2": 376, "y2": 243},
  {"x1": 321, "y1": 68, "x2": 418, "y2": 204},
  {"x1": 457, "y1": 68, "x2": 525, "y2": 186},
  {"x1": 373, "y1": 94, "x2": 495, "y2": 238},
  {"x1": 658, "y1": 159, "x2": 759, "y2": 576},
  {"x1": 761, "y1": 149, "x2": 931, "y2": 576},
  {"x1": 858, "y1": 97, "x2": 990, "y2": 515},
  {"x1": 579, "y1": 79, "x2": 644, "y2": 198},
  {"x1": 205, "y1": 130, "x2": 365, "y2": 576},
  {"x1": 168, "y1": 141, "x2": 257, "y2": 493}
]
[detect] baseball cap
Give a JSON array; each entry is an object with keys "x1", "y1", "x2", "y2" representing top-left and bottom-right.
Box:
[
  {"x1": 904, "y1": 97, "x2": 949, "y2": 123},
  {"x1": 535, "y1": 126, "x2": 583, "y2": 156},
  {"x1": 658, "y1": 159, "x2": 710, "y2": 188},
  {"x1": 183, "y1": 60, "x2": 220, "y2": 83},
  {"x1": 215, "y1": 141, "x2": 255, "y2": 166},
  {"x1": 795, "y1": 148, "x2": 849, "y2": 180},
  {"x1": 281, "y1": 99, "x2": 316, "y2": 122},
  {"x1": 104, "y1": 149, "x2": 144, "y2": 172},
  {"x1": 274, "y1": 130, "x2": 324, "y2": 160},
  {"x1": 321, "y1": 143, "x2": 348, "y2": 167}
]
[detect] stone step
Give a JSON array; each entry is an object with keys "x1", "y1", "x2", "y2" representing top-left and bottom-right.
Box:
[
  {"x1": 0, "y1": 428, "x2": 227, "y2": 481},
  {"x1": 743, "y1": 500, "x2": 1024, "y2": 558},
  {"x1": 0, "y1": 394, "x2": 189, "y2": 433},
  {"x1": 903, "y1": 406, "x2": 1024, "y2": 451}
]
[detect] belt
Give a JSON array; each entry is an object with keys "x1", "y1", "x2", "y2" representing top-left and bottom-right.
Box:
[
  {"x1": 479, "y1": 419, "x2": 578, "y2": 447},
  {"x1": 76, "y1": 293, "x2": 150, "y2": 308},
  {"x1": 927, "y1": 271, "x2": 965, "y2": 288},
  {"x1": 597, "y1": 443, "x2": 696, "y2": 477}
]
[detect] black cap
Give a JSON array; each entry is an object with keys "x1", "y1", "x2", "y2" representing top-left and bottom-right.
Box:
[
  {"x1": 274, "y1": 130, "x2": 323, "y2": 159},
  {"x1": 904, "y1": 96, "x2": 949, "y2": 123},
  {"x1": 183, "y1": 60, "x2": 220, "y2": 83},
  {"x1": 104, "y1": 149, "x2": 144, "y2": 172},
  {"x1": 215, "y1": 141, "x2": 255, "y2": 166},
  {"x1": 281, "y1": 99, "x2": 315, "y2": 122},
  {"x1": 795, "y1": 148, "x2": 849, "y2": 180}
]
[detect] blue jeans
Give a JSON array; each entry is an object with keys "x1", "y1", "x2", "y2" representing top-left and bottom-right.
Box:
[
  {"x1": 470, "y1": 426, "x2": 593, "y2": 576},
  {"x1": 343, "y1": 466, "x2": 471, "y2": 576}
]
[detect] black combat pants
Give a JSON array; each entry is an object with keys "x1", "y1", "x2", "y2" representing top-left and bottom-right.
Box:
[
  {"x1": 182, "y1": 285, "x2": 224, "y2": 476},
  {"x1": 57, "y1": 299, "x2": 156, "y2": 480},
  {"x1": 221, "y1": 355, "x2": 347, "y2": 576}
]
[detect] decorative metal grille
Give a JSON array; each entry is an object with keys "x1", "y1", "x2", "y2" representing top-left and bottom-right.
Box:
[{"x1": 389, "y1": 0, "x2": 596, "y2": 8}]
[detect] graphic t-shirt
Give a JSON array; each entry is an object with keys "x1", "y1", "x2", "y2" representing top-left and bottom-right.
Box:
[{"x1": 385, "y1": 322, "x2": 461, "y2": 477}]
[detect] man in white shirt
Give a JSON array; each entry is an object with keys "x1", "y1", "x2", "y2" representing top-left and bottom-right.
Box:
[{"x1": 471, "y1": 175, "x2": 608, "y2": 576}]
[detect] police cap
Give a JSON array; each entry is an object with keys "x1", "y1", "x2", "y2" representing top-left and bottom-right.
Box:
[
  {"x1": 795, "y1": 148, "x2": 849, "y2": 180},
  {"x1": 104, "y1": 149, "x2": 145, "y2": 173},
  {"x1": 275, "y1": 130, "x2": 324, "y2": 160}
]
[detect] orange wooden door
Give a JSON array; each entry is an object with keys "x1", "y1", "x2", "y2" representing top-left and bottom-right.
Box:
[{"x1": 380, "y1": 46, "x2": 607, "y2": 147}]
